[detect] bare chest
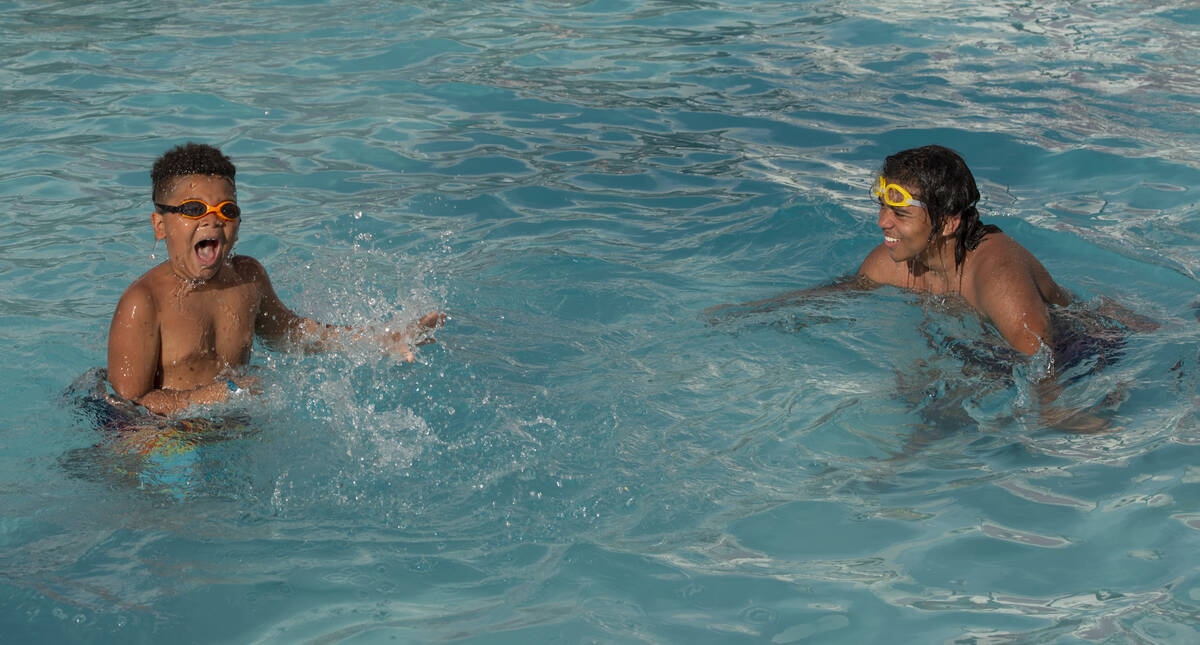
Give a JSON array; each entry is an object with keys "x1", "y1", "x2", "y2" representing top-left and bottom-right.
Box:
[
  {"x1": 156, "y1": 284, "x2": 261, "y2": 381},
  {"x1": 892, "y1": 260, "x2": 963, "y2": 299}
]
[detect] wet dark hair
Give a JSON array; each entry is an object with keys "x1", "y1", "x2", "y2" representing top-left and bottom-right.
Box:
[
  {"x1": 879, "y1": 145, "x2": 999, "y2": 269},
  {"x1": 150, "y1": 142, "x2": 236, "y2": 202}
]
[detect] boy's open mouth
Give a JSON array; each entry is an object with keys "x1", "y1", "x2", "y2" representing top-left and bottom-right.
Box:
[{"x1": 195, "y1": 237, "x2": 221, "y2": 267}]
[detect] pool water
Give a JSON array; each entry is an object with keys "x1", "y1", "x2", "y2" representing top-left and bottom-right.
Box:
[{"x1": 3, "y1": 1, "x2": 1199, "y2": 642}]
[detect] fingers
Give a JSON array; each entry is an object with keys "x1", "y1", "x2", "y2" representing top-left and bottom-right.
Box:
[
  {"x1": 405, "y1": 310, "x2": 445, "y2": 349},
  {"x1": 385, "y1": 311, "x2": 446, "y2": 362},
  {"x1": 418, "y1": 310, "x2": 446, "y2": 329}
]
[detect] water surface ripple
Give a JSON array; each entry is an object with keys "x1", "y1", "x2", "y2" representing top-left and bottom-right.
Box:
[{"x1": 1, "y1": 1, "x2": 1199, "y2": 643}]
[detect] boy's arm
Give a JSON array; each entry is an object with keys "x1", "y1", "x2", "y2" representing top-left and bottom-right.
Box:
[
  {"x1": 134, "y1": 381, "x2": 241, "y2": 416},
  {"x1": 705, "y1": 274, "x2": 877, "y2": 323},
  {"x1": 107, "y1": 284, "x2": 237, "y2": 415},
  {"x1": 972, "y1": 257, "x2": 1110, "y2": 434},
  {"x1": 250, "y1": 258, "x2": 443, "y2": 360},
  {"x1": 107, "y1": 284, "x2": 160, "y2": 402},
  {"x1": 971, "y1": 258, "x2": 1052, "y2": 356},
  {"x1": 705, "y1": 246, "x2": 890, "y2": 324}
]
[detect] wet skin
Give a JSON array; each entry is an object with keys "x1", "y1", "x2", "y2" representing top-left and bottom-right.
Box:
[
  {"x1": 107, "y1": 174, "x2": 443, "y2": 415},
  {"x1": 858, "y1": 189, "x2": 1069, "y2": 355}
]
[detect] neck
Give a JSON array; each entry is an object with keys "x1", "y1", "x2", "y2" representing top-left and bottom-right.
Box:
[
  {"x1": 166, "y1": 259, "x2": 230, "y2": 291},
  {"x1": 170, "y1": 270, "x2": 208, "y2": 294},
  {"x1": 914, "y1": 237, "x2": 961, "y2": 287}
]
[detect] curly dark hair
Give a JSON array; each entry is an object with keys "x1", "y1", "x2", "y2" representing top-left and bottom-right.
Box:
[
  {"x1": 879, "y1": 145, "x2": 999, "y2": 269},
  {"x1": 150, "y1": 142, "x2": 236, "y2": 202}
]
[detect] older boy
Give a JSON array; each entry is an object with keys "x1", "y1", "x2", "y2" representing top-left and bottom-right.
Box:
[
  {"x1": 108, "y1": 142, "x2": 443, "y2": 416},
  {"x1": 707, "y1": 146, "x2": 1165, "y2": 432},
  {"x1": 711, "y1": 145, "x2": 1071, "y2": 356},
  {"x1": 858, "y1": 145, "x2": 1070, "y2": 355}
]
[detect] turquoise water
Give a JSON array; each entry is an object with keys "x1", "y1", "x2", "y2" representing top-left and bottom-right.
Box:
[{"x1": 3, "y1": 0, "x2": 1200, "y2": 642}]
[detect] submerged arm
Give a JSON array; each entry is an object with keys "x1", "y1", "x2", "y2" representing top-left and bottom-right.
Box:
[
  {"x1": 704, "y1": 274, "x2": 878, "y2": 324},
  {"x1": 1034, "y1": 376, "x2": 1120, "y2": 434},
  {"x1": 1031, "y1": 299, "x2": 1154, "y2": 435}
]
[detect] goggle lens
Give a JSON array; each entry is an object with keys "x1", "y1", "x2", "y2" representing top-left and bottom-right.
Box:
[
  {"x1": 882, "y1": 186, "x2": 906, "y2": 204},
  {"x1": 156, "y1": 200, "x2": 241, "y2": 220},
  {"x1": 871, "y1": 176, "x2": 926, "y2": 209}
]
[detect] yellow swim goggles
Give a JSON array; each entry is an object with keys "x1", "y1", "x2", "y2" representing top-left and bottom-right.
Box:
[{"x1": 871, "y1": 176, "x2": 927, "y2": 209}]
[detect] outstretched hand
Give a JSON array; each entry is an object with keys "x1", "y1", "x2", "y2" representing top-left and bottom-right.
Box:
[{"x1": 382, "y1": 310, "x2": 446, "y2": 362}]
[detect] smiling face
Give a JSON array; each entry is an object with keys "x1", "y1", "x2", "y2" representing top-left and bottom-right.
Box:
[
  {"x1": 877, "y1": 190, "x2": 963, "y2": 271},
  {"x1": 151, "y1": 173, "x2": 240, "y2": 283},
  {"x1": 876, "y1": 183, "x2": 935, "y2": 264}
]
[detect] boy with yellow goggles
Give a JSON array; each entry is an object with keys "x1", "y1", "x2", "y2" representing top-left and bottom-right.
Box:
[{"x1": 713, "y1": 146, "x2": 1076, "y2": 359}]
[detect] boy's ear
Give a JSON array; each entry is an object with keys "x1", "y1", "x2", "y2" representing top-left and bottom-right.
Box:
[
  {"x1": 941, "y1": 212, "x2": 962, "y2": 237},
  {"x1": 151, "y1": 211, "x2": 167, "y2": 240}
]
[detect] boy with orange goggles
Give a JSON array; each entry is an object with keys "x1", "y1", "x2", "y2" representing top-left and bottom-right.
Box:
[{"x1": 107, "y1": 142, "x2": 444, "y2": 416}]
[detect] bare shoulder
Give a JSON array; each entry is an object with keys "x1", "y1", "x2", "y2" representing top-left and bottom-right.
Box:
[
  {"x1": 964, "y1": 232, "x2": 1069, "y2": 354},
  {"x1": 108, "y1": 268, "x2": 167, "y2": 398},
  {"x1": 230, "y1": 254, "x2": 269, "y2": 280},
  {"x1": 114, "y1": 265, "x2": 172, "y2": 316},
  {"x1": 113, "y1": 277, "x2": 158, "y2": 321},
  {"x1": 227, "y1": 255, "x2": 277, "y2": 296},
  {"x1": 238, "y1": 254, "x2": 298, "y2": 333},
  {"x1": 971, "y1": 232, "x2": 1032, "y2": 265},
  {"x1": 978, "y1": 232, "x2": 1063, "y2": 272},
  {"x1": 857, "y1": 243, "x2": 908, "y2": 287},
  {"x1": 967, "y1": 233, "x2": 1068, "y2": 304}
]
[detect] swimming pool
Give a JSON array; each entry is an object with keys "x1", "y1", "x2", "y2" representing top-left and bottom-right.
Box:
[{"x1": 2, "y1": 0, "x2": 1199, "y2": 642}]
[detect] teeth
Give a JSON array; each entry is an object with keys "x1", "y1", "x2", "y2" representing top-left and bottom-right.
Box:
[{"x1": 885, "y1": 236, "x2": 899, "y2": 243}]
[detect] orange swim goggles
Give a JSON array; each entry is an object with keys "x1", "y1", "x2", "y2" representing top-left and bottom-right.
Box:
[
  {"x1": 871, "y1": 176, "x2": 927, "y2": 209},
  {"x1": 154, "y1": 199, "x2": 241, "y2": 221}
]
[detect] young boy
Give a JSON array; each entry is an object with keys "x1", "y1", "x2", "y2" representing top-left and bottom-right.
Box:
[{"x1": 107, "y1": 142, "x2": 443, "y2": 416}]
